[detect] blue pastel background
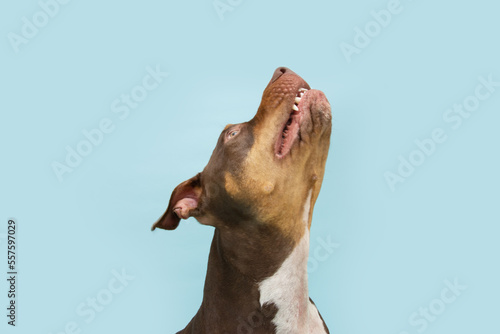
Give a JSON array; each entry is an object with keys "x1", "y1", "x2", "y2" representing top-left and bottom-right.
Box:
[{"x1": 1, "y1": 0, "x2": 499, "y2": 333}]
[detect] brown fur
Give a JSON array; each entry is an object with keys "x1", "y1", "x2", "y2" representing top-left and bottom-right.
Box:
[{"x1": 152, "y1": 67, "x2": 331, "y2": 333}]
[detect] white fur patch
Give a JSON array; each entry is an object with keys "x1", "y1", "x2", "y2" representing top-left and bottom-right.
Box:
[{"x1": 258, "y1": 190, "x2": 327, "y2": 334}]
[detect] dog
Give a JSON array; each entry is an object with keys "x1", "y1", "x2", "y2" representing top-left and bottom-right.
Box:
[{"x1": 152, "y1": 67, "x2": 332, "y2": 334}]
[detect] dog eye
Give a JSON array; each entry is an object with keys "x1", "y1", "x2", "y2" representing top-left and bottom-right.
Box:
[{"x1": 227, "y1": 129, "x2": 239, "y2": 139}]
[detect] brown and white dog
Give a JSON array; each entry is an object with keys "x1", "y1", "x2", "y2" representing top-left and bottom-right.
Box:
[{"x1": 152, "y1": 67, "x2": 332, "y2": 334}]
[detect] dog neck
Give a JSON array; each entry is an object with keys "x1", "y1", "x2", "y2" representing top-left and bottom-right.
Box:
[{"x1": 182, "y1": 191, "x2": 327, "y2": 333}]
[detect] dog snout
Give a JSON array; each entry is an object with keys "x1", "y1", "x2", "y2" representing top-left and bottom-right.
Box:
[{"x1": 270, "y1": 67, "x2": 296, "y2": 84}]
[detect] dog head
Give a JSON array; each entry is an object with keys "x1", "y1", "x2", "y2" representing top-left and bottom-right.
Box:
[{"x1": 152, "y1": 67, "x2": 331, "y2": 241}]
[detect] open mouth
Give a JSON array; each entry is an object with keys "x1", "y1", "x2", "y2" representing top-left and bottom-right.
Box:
[{"x1": 275, "y1": 88, "x2": 309, "y2": 159}]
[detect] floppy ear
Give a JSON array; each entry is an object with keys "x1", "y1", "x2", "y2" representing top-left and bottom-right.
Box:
[{"x1": 151, "y1": 173, "x2": 202, "y2": 231}]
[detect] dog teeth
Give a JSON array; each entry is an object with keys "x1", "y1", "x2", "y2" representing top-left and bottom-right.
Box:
[
  {"x1": 291, "y1": 88, "x2": 308, "y2": 113},
  {"x1": 296, "y1": 88, "x2": 308, "y2": 100}
]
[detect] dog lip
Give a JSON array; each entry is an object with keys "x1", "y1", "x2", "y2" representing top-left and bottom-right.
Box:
[
  {"x1": 274, "y1": 88, "x2": 331, "y2": 159},
  {"x1": 275, "y1": 88, "x2": 310, "y2": 159}
]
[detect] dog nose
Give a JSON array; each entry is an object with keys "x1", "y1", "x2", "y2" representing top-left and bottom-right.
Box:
[{"x1": 270, "y1": 67, "x2": 296, "y2": 84}]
